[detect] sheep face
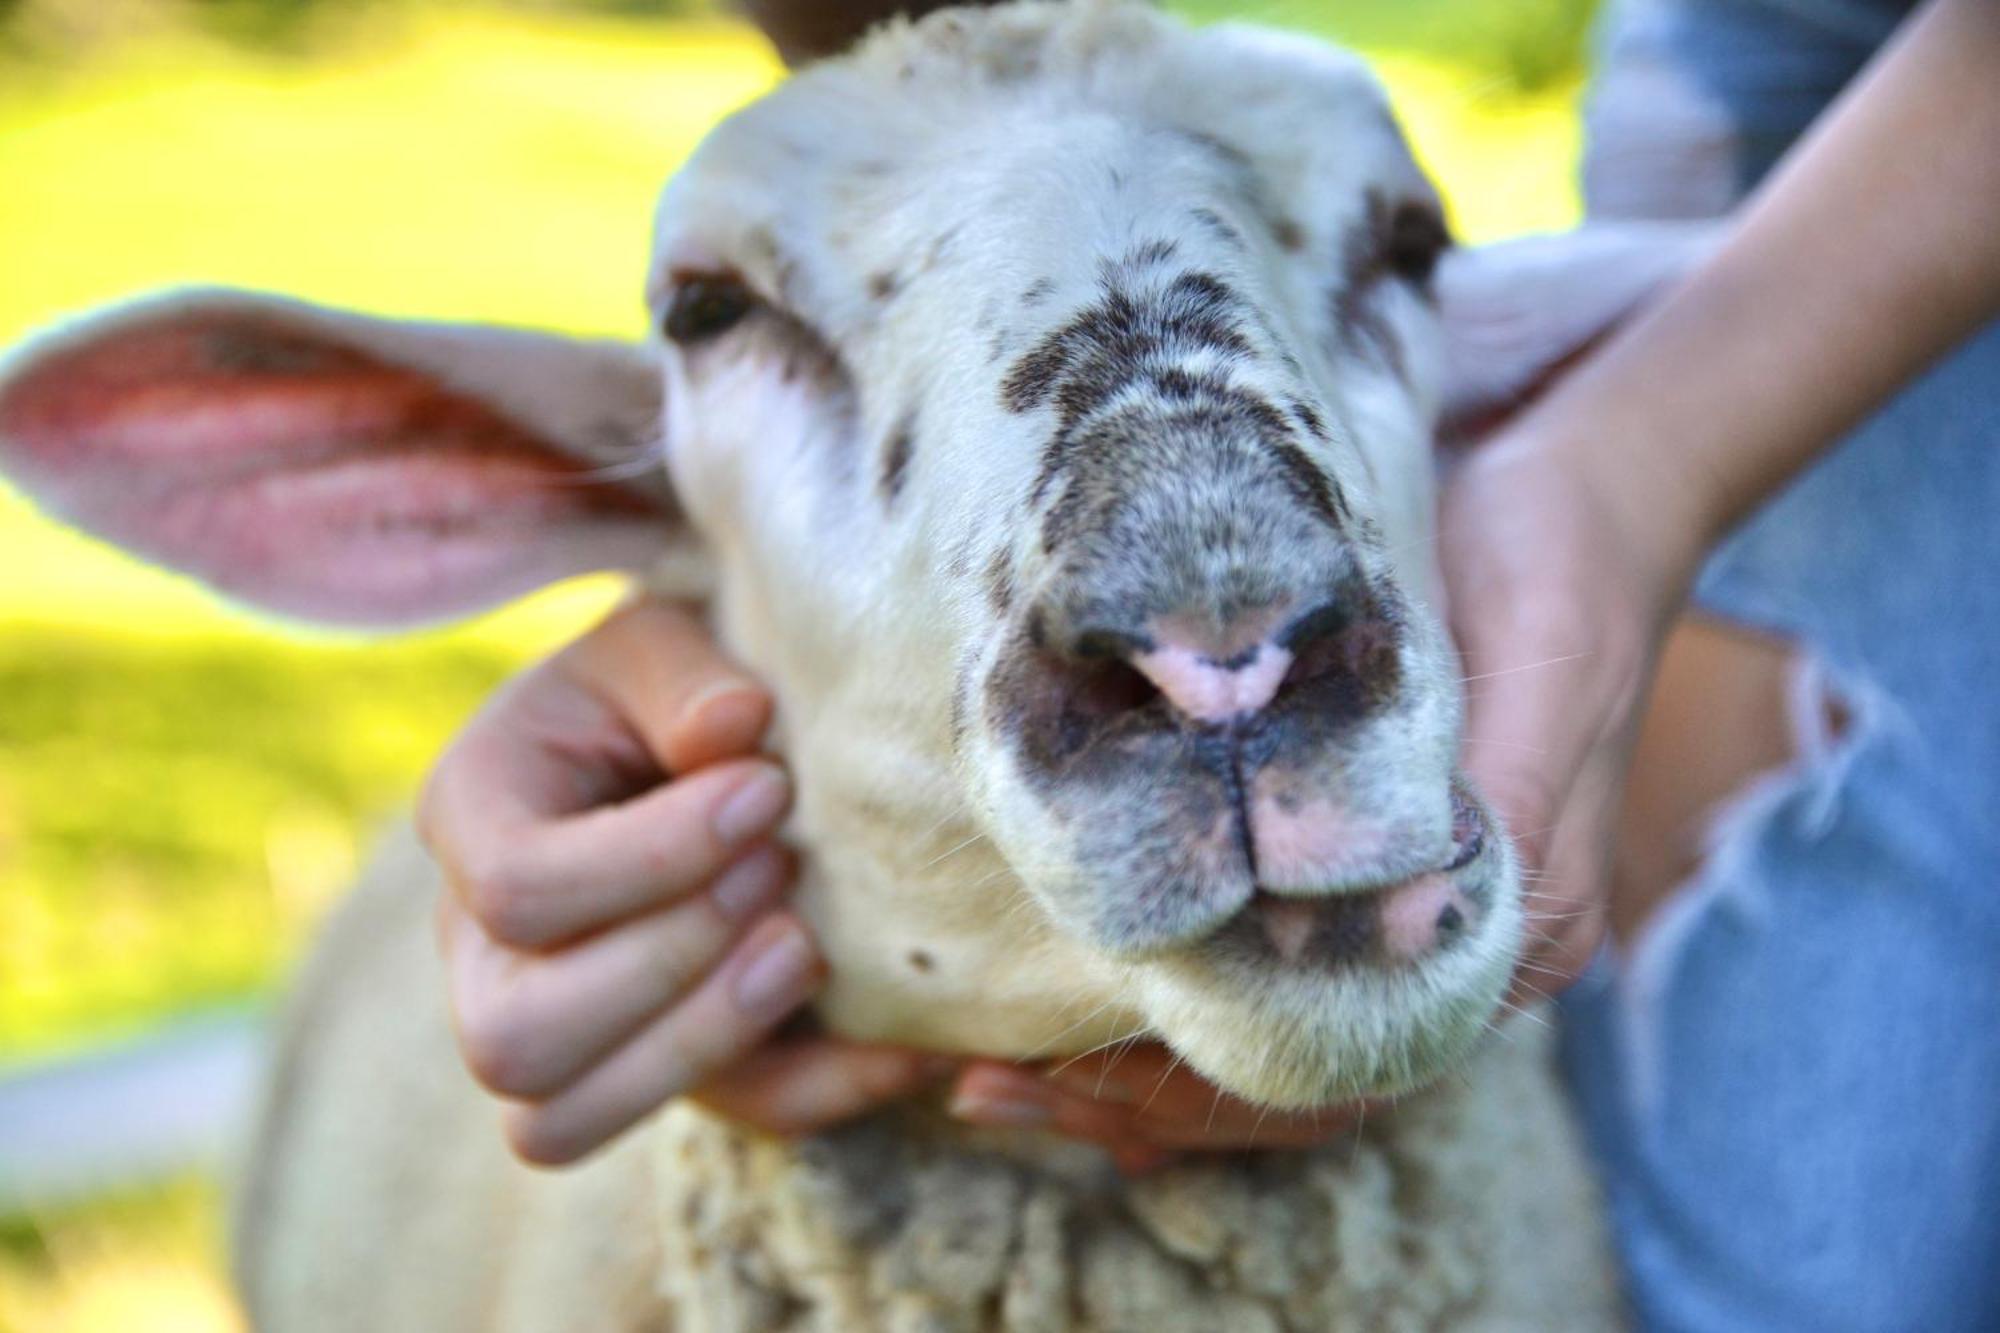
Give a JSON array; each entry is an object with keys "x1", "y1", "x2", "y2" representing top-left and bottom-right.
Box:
[
  {"x1": 2, "y1": 3, "x2": 1719, "y2": 1109},
  {"x1": 656, "y1": 5, "x2": 1517, "y2": 1105}
]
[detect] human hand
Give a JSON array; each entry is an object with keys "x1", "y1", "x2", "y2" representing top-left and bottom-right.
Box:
[
  {"x1": 419, "y1": 597, "x2": 948, "y2": 1166},
  {"x1": 946, "y1": 1045, "x2": 1372, "y2": 1174},
  {"x1": 1440, "y1": 427, "x2": 1706, "y2": 1007}
]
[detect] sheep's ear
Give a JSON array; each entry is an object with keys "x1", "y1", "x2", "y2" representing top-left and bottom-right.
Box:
[
  {"x1": 1434, "y1": 220, "x2": 1722, "y2": 440},
  {"x1": 0, "y1": 289, "x2": 701, "y2": 627}
]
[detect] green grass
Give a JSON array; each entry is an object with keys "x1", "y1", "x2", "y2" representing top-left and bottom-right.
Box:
[{"x1": 0, "y1": 627, "x2": 517, "y2": 1061}]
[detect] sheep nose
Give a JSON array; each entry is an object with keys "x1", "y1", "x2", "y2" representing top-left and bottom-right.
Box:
[{"x1": 1059, "y1": 599, "x2": 1351, "y2": 727}]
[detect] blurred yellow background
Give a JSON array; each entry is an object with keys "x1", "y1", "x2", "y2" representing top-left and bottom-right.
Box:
[{"x1": 0, "y1": 1, "x2": 1588, "y2": 1327}]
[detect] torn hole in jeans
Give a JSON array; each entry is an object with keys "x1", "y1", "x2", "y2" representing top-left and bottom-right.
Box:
[{"x1": 1608, "y1": 614, "x2": 1878, "y2": 1118}]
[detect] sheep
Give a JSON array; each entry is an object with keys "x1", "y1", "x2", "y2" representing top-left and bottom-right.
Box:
[{"x1": 0, "y1": 4, "x2": 1715, "y2": 1328}]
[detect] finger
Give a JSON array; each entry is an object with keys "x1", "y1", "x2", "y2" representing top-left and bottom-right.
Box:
[
  {"x1": 1505, "y1": 744, "x2": 1622, "y2": 1008},
  {"x1": 417, "y1": 596, "x2": 784, "y2": 946},
  {"x1": 501, "y1": 914, "x2": 825, "y2": 1166},
  {"x1": 693, "y1": 1040, "x2": 957, "y2": 1137},
  {"x1": 553, "y1": 597, "x2": 774, "y2": 777},
  {"x1": 951, "y1": 1059, "x2": 1353, "y2": 1153},
  {"x1": 948, "y1": 1064, "x2": 1137, "y2": 1144},
  {"x1": 1043, "y1": 1045, "x2": 1351, "y2": 1145},
  {"x1": 442, "y1": 845, "x2": 793, "y2": 1099},
  {"x1": 418, "y1": 598, "x2": 768, "y2": 840},
  {"x1": 432, "y1": 754, "x2": 792, "y2": 949}
]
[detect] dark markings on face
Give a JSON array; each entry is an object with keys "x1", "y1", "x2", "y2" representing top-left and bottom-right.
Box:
[
  {"x1": 868, "y1": 269, "x2": 903, "y2": 302},
  {"x1": 1290, "y1": 400, "x2": 1328, "y2": 439},
  {"x1": 1270, "y1": 216, "x2": 1306, "y2": 253},
  {"x1": 1002, "y1": 268, "x2": 1253, "y2": 459},
  {"x1": 1128, "y1": 237, "x2": 1179, "y2": 267},
  {"x1": 1034, "y1": 388, "x2": 1343, "y2": 561},
  {"x1": 1332, "y1": 192, "x2": 1406, "y2": 381},
  {"x1": 985, "y1": 544, "x2": 1017, "y2": 616},
  {"x1": 1002, "y1": 261, "x2": 1349, "y2": 550},
  {"x1": 879, "y1": 412, "x2": 916, "y2": 505},
  {"x1": 1330, "y1": 190, "x2": 1452, "y2": 383},
  {"x1": 1174, "y1": 128, "x2": 1252, "y2": 173},
  {"x1": 1021, "y1": 277, "x2": 1056, "y2": 307},
  {"x1": 1188, "y1": 207, "x2": 1246, "y2": 252}
]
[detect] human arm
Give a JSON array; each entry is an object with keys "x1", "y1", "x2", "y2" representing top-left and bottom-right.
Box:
[{"x1": 1453, "y1": 0, "x2": 2000, "y2": 998}]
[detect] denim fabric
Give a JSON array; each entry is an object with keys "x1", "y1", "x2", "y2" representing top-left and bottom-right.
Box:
[{"x1": 1561, "y1": 3, "x2": 2000, "y2": 1330}]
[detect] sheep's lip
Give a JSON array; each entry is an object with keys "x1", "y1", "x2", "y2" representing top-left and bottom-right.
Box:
[
  {"x1": 1209, "y1": 795, "x2": 1487, "y2": 969},
  {"x1": 1233, "y1": 886, "x2": 1392, "y2": 966}
]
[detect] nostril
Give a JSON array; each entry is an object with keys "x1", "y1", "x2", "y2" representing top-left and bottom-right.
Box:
[
  {"x1": 1069, "y1": 657, "x2": 1159, "y2": 719},
  {"x1": 1274, "y1": 594, "x2": 1401, "y2": 708},
  {"x1": 1278, "y1": 598, "x2": 1355, "y2": 689},
  {"x1": 1069, "y1": 627, "x2": 1152, "y2": 663},
  {"x1": 1279, "y1": 599, "x2": 1352, "y2": 653}
]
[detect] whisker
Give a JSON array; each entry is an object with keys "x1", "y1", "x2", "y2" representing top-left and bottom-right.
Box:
[
  {"x1": 916, "y1": 833, "x2": 985, "y2": 872},
  {"x1": 1459, "y1": 651, "x2": 1592, "y2": 686},
  {"x1": 1460, "y1": 737, "x2": 1548, "y2": 756},
  {"x1": 1140, "y1": 1051, "x2": 1187, "y2": 1115}
]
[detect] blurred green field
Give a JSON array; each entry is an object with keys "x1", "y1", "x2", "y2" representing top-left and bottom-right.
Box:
[{"x1": 0, "y1": 3, "x2": 1586, "y2": 1327}]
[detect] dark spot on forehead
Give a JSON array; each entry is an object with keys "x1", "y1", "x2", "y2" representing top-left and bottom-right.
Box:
[
  {"x1": 985, "y1": 545, "x2": 1017, "y2": 615},
  {"x1": 868, "y1": 270, "x2": 903, "y2": 302},
  {"x1": 1189, "y1": 207, "x2": 1245, "y2": 252},
  {"x1": 907, "y1": 949, "x2": 936, "y2": 973},
  {"x1": 1154, "y1": 366, "x2": 1230, "y2": 403},
  {"x1": 1022, "y1": 278, "x2": 1056, "y2": 307},
  {"x1": 925, "y1": 223, "x2": 965, "y2": 269},
  {"x1": 1128, "y1": 238, "x2": 1179, "y2": 267},
  {"x1": 1270, "y1": 216, "x2": 1306, "y2": 253},
  {"x1": 1174, "y1": 128, "x2": 1251, "y2": 172},
  {"x1": 878, "y1": 412, "x2": 916, "y2": 505}
]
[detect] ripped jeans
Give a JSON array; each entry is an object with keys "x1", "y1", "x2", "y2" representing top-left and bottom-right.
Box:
[{"x1": 1562, "y1": 3, "x2": 2000, "y2": 1329}]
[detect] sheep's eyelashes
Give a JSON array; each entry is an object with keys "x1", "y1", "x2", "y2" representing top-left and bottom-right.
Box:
[
  {"x1": 1384, "y1": 201, "x2": 1450, "y2": 287},
  {"x1": 663, "y1": 277, "x2": 756, "y2": 344}
]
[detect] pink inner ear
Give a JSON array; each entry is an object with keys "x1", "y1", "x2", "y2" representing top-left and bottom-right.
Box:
[{"x1": 0, "y1": 308, "x2": 670, "y2": 626}]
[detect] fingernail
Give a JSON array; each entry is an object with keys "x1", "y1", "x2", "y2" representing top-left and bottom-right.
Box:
[
  {"x1": 732, "y1": 920, "x2": 819, "y2": 1019},
  {"x1": 710, "y1": 846, "x2": 788, "y2": 921},
  {"x1": 713, "y1": 765, "x2": 791, "y2": 848},
  {"x1": 686, "y1": 681, "x2": 767, "y2": 748},
  {"x1": 948, "y1": 1090, "x2": 1053, "y2": 1129}
]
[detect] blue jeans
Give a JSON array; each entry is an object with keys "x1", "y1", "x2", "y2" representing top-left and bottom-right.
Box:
[{"x1": 1562, "y1": 2, "x2": 2000, "y2": 1329}]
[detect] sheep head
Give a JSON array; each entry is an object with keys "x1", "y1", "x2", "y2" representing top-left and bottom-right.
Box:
[{"x1": 0, "y1": 2, "x2": 1710, "y2": 1108}]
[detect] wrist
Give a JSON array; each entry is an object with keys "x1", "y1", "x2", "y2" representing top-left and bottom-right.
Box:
[{"x1": 1483, "y1": 416, "x2": 1717, "y2": 621}]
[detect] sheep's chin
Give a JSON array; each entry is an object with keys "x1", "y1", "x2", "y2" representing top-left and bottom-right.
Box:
[{"x1": 1129, "y1": 896, "x2": 1521, "y2": 1109}]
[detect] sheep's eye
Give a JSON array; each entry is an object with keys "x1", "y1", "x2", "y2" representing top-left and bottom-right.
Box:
[
  {"x1": 663, "y1": 276, "x2": 755, "y2": 344},
  {"x1": 1384, "y1": 201, "x2": 1450, "y2": 288}
]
